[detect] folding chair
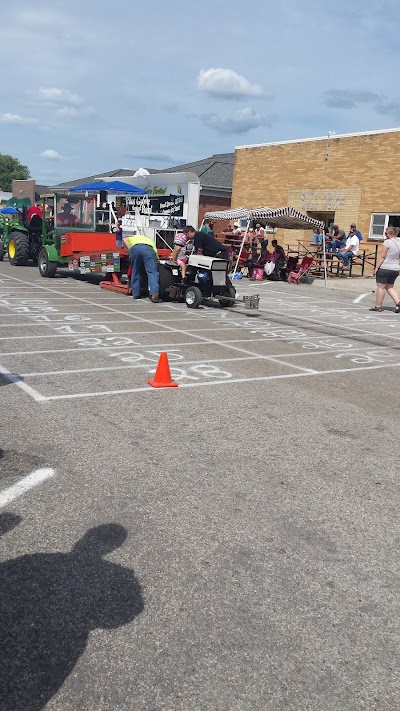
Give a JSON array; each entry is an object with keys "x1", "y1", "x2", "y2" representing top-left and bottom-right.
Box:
[
  {"x1": 236, "y1": 248, "x2": 251, "y2": 276},
  {"x1": 287, "y1": 256, "x2": 314, "y2": 284}
]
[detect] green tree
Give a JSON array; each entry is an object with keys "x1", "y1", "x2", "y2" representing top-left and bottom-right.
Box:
[{"x1": 0, "y1": 154, "x2": 30, "y2": 192}]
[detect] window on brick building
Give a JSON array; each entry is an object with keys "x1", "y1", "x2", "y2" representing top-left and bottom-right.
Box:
[{"x1": 369, "y1": 213, "x2": 400, "y2": 240}]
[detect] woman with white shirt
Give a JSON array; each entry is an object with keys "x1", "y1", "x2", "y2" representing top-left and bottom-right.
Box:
[{"x1": 370, "y1": 226, "x2": 400, "y2": 312}]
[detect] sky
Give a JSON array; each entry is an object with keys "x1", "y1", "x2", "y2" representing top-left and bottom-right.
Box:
[{"x1": 0, "y1": 0, "x2": 399, "y2": 186}]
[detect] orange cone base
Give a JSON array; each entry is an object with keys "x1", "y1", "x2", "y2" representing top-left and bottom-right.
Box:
[
  {"x1": 148, "y1": 379, "x2": 178, "y2": 388},
  {"x1": 147, "y1": 351, "x2": 179, "y2": 388}
]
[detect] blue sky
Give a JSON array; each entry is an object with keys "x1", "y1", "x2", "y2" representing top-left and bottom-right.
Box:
[{"x1": 1, "y1": 0, "x2": 399, "y2": 185}]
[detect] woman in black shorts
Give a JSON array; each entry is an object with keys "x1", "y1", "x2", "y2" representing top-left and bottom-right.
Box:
[{"x1": 370, "y1": 226, "x2": 400, "y2": 312}]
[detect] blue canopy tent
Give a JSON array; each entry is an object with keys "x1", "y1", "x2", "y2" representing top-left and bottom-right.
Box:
[
  {"x1": 69, "y1": 180, "x2": 146, "y2": 195},
  {"x1": 0, "y1": 206, "x2": 20, "y2": 215}
]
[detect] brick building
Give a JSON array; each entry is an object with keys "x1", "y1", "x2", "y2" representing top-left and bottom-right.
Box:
[{"x1": 232, "y1": 127, "x2": 400, "y2": 247}]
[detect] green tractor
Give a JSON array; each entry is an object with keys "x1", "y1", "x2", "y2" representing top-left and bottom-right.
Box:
[
  {"x1": 0, "y1": 214, "x2": 23, "y2": 262},
  {"x1": 0, "y1": 202, "x2": 55, "y2": 266}
]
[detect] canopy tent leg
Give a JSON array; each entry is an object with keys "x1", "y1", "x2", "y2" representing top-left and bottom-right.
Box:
[{"x1": 231, "y1": 221, "x2": 250, "y2": 278}]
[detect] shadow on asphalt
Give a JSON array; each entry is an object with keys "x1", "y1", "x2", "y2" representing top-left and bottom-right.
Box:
[
  {"x1": 0, "y1": 523, "x2": 144, "y2": 710},
  {"x1": 0, "y1": 512, "x2": 22, "y2": 536},
  {"x1": 0, "y1": 373, "x2": 23, "y2": 387}
]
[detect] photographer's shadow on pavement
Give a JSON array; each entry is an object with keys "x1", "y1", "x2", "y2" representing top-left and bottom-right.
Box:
[
  {"x1": 0, "y1": 512, "x2": 22, "y2": 536},
  {"x1": 0, "y1": 523, "x2": 144, "y2": 711}
]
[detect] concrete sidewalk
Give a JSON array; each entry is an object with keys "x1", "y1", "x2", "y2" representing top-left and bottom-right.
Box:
[{"x1": 312, "y1": 275, "x2": 376, "y2": 294}]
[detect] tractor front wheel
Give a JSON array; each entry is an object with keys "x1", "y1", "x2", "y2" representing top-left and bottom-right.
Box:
[
  {"x1": 8, "y1": 230, "x2": 29, "y2": 265},
  {"x1": 185, "y1": 285, "x2": 203, "y2": 309},
  {"x1": 38, "y1": 247, "x2": 58, "y2": 278}
]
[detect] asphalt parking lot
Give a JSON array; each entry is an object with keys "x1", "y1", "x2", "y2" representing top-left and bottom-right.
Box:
[{"x1": 1, "y1": 263, "x2": 399, "y2": 711}]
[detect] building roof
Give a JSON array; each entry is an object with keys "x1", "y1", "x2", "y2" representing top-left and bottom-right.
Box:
[
  {"x1": 236, "y1": 126, "x2": 400, "y2": 151},
  {"x1": 35, "y1": 184, "x2": 51, "y2": 199},
  {"x1": 156, "y1": 153, "x2": 234, "y2": 190},
  {"x1": 50, "y1": 168, "x2": 138, "y2": 189},
  {"x1": 49, "y1": 153, "x2": 235, "y2": 193}
]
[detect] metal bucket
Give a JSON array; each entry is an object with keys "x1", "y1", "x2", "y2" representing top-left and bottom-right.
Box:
[{"x1": 244, "y1": 294, "x2": 260, "y2": 309}]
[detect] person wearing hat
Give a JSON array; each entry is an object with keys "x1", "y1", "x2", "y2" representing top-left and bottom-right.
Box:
[
  {"x1": 349, "y1": 223, "x2": 362, "y2": 241},
  {"x1": 335, "y1": 226, "x2": 360, "y2": 267},
  {"x1": 331, "y1": 229, "x2": 346, "y2": 253},
  {"x1": 233, "y1": 222, "x2": 242, "y2": 235},
  {"x1": 58, "y1": 201, "x2": 79, "y2": 227}
]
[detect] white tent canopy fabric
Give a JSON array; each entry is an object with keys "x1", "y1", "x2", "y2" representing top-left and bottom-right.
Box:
[
  {"x1": 203, "y1": 207, "x2": 250, "y2": 221},
  {"x1": 204, "y1": 205, "x2": 324, "y2": 231},
  {"x1": 203, "y1": 205, "x2": 327, "y2": 285}
]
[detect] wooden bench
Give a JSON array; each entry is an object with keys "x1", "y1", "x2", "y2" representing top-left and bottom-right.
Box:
[{"x1": 286, "y1": 241, "x2": 378, "y2": 278}]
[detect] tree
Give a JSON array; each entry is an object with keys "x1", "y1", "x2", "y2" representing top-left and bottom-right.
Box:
[{"x1": 0, "y1": 154, "x2": 30, "y2": 192}]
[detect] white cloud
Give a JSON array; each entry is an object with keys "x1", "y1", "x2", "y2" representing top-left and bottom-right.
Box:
[
  {"x1": 200, "y1": 107, "x2": 270, "y2": 135},
  {"x1": 40, "y1": 149, "x2": 65, "y2": 161},
  {"x1": 0, "y1": 112, "x2": 36, "y2": 124},
  {"x1": 28, "y1": 87, "x2": 93, "y2": 121},
  {"x1": 35, "y1": 87, "x2": 83, "y2": 106},
  {"x1": 55, "y1": 106, "x2": 94, "y2": 118},
  {"x1": 198, "y1": 68, "x2": 264, "y2": 99}
]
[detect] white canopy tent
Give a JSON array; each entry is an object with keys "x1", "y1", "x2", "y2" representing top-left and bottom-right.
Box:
[{"x1": 204, "y1": 206, "x2": 327, "y2": 285}]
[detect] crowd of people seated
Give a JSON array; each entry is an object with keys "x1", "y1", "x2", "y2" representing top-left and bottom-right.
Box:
[
  {"x1": 219, "y1": 221, "x2": 286, "y2": 280},
  {"x1": 243, "y1": 238, "x2": 287, "y2": 281},
  {"x1": 311, "y1": 222, "x2": 363, "y2": 267}
]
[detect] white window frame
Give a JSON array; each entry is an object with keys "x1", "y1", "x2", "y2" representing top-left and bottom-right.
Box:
[{"x1": 369, "y1": 212, "x2": 400, "y2": 240}]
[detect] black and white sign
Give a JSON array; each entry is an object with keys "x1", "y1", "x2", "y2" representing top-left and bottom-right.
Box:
[{"x1": 128, "y1": 194, "x2": 184, "y2": 216}]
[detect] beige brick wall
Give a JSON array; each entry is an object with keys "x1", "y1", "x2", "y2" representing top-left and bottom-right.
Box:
[
  {"x1": 232, "y1": 131, "x2": 400, "y2": 247},
  {"x1": 12, "y1": 179, "x2": 35, "y2": 205}
]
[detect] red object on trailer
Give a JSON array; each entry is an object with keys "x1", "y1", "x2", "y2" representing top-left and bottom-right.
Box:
[
  {"x1": 100, "y1": 272, "x2": 130, "y2": 294},
  {"x1": 60, "y1": 231, "x2": 125, "y2": 258}
]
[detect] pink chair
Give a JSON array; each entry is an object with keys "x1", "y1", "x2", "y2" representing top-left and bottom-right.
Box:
[{"x1": 288, "y1": 256, "x2": 314, "y2": 284}]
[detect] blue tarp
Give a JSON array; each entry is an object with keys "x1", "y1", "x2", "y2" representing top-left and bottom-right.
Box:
[
  {"x1": 69, "y1": 180, "x2": 146, "y2": 195},
  {"x1": 0, "y1": 206, "x2": 19, "y2": 215}
]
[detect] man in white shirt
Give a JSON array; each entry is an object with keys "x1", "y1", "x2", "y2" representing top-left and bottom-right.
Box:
[
  {"x1": 336, "y1": 227, "x2": 360, "y2": 267},
  {"x1": 255, "y1": 223, "x2": 265, "y2": 239}
]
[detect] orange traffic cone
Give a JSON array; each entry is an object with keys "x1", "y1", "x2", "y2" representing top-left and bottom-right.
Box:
[{"x1": 148, "y1": 352, "x2": 178, "y2": 388}]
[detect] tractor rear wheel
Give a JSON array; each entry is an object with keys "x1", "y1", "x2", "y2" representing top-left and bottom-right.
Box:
[
  {"x1": 158, "y1": 263, "x2": 176, "y2": 300},
  {"x1": 0, "y1": 239, "x2": 4, "y2": 262},
  {"x1": 8, "y1": 230, "x2": 29, "y2": 265},
  {"x1": 38, "y1": 247, "x2": 58, "y2": 278}
]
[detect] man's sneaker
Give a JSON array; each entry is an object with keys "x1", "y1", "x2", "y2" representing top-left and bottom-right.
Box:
[{"x1": 150, "y1": 295, "x2": 160, "y2": 303}]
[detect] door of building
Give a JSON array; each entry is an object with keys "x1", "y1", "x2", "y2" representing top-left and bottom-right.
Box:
[{"x1": 307, "y1": 211, "x2": 335, "y2": 230}]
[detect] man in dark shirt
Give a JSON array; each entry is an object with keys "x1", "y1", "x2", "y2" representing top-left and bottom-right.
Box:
[{"x1": 182, "y1": 225, "x2": 228, "y2": 259}]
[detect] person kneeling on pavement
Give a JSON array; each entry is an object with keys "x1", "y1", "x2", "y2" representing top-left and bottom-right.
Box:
[{"x1": 122, "y1": 232, "x2": 160, "y2": 303}]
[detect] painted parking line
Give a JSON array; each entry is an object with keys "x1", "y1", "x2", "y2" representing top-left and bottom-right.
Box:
[
  {"x1": 0, "y1": 365, "x2": 46, "y2": 402},
  {"x1": 37, "y1": 361, "x2": 400, "y2": 402},
  {"x1": 255, "y1": 303, "x2": 400, "y2": 343},
  {"x1": 0, "y1": 274, "x2": 321, "y2": 375},
  {"x1": 0, "y1": 467, "x2": 55, "y2": 509},
  {"x1": 1, "y1": 270, "x2": 397, "y2": 403},
  {"x1": 352, "y1": 293, "x2": 370, "y2": 303}
]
